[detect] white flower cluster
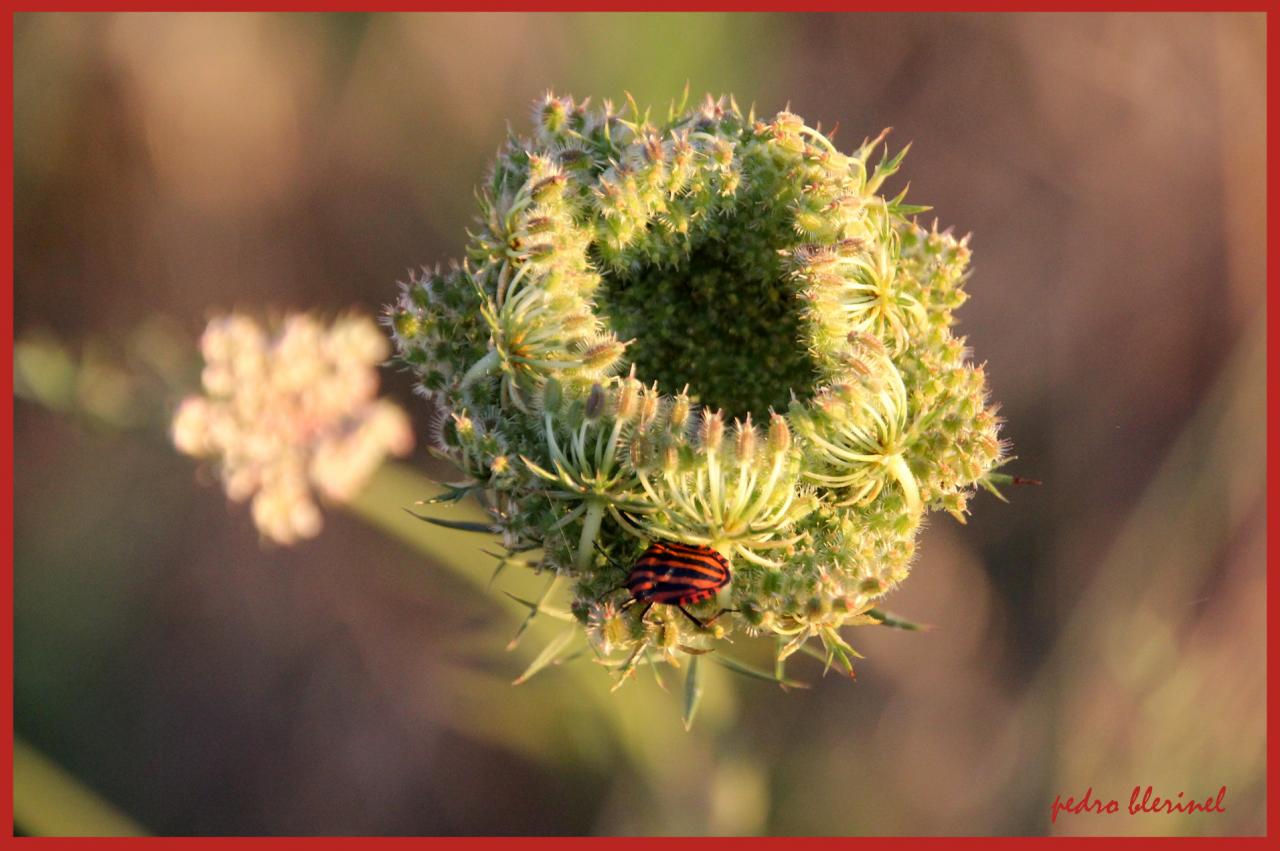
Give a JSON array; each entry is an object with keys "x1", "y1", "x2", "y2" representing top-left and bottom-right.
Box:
[{"x1": 172, "y1": 313, "x2": 413, "y2": 544}]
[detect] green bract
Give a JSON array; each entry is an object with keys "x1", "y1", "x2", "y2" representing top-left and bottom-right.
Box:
[{"x1": 389, "y1": 92, "x2": 1005, "y2": 684}]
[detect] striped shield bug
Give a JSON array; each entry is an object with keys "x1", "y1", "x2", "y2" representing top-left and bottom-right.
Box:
[{"x1": 606, "y1": 539, "x2": 737, "y2": 629}]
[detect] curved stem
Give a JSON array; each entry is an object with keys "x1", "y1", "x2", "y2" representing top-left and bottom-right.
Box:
[
  {"x1": 460, "y1": 349, "x2": 500, "y2": 391},
  {"x1": 884, "y1": 452, "x2": 921, "y2": 516},
  {"x1": 576, "y1": 500, "x2": 606, "y2": 572}
]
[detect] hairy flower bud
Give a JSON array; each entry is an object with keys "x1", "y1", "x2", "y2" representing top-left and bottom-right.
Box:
[
  {"x1": 668, "y1": 391, "x2": 692, "y2": 434},
  {"x1": 700, "y1": 409, "x2": 725, "y2": 453},
  {"x1": 614, "y1": 374, "x2": 641, "y2": 421},
  {"x1": 535, "y1": 92, "x2": 570, "y2": 136},
  {"x1": 637, "y1": 388, "x2": 660, "y2": 430},
  {"x1": 767, "y1": 412, "x2": 792, "y2": 456}
]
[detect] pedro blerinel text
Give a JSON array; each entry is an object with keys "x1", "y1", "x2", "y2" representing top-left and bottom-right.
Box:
[{"x1": 1051, "y1": 786, "x2": 1228, "y2": 824}]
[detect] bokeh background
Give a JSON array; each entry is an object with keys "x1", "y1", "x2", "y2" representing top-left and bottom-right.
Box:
[{"x1": 13, "y1": 12, "x2": 1267, "y2": 837}]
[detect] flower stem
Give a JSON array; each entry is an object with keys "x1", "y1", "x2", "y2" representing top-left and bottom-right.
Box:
[
  {"x1": 885, "y1": 452, "x2": 921, "y2": 516},
  {"x1": 460, "y1": 349, "x2": 499, "y2": 390},
  {"x1": 576, "y1": 500, "x2": 606, "y2": 572}
]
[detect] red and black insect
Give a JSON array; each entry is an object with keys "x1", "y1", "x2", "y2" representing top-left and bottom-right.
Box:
[{"x1": 610, "y1": 539, "x2": 735, "y2": 629}]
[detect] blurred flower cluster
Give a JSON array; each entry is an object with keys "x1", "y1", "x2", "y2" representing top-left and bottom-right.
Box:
[
  {"x1": 173, "y1": 313, "x2": 414, "y2": 544},
  {"x1": 389, "y1": 91, "x2": 1005, "y2": 683}
]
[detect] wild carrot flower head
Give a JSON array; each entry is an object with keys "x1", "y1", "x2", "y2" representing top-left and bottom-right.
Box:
[
  {"x1": 389, "y1": 92, "x2": 1005, "y2": 685},
  {"x1": 173, "y1": 313, "x2": 413, "y2": 545}
]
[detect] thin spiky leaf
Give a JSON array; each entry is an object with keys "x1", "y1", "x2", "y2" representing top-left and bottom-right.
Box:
[
  {"x1": 506, "y1": 573, "x2": 563, "y2": 650},
  {"x1": 513, "y1": 626, "x2": 579, "y2": 685},
  {"x1": 711, "y1": 653, "x2": 809, "y2": 690},
  {"x1": 868, "y1": 142, "x2": 912, "y2": 193},
  {"x1": 682, "y1": 655, "x2": 704, "y2": 731},
  {"x1": 644, "y1": 647, "x2": 669, "y2": 692},
  {"x1": 417, "y1": 484, "x2": 479, "y2": 505},
  {"x1": 501, "y1": 591, "x2": 574, "y2": 622},
  {"x1": 866, "y1": 608, "x2": 929, "y2": 631},
  {"x1": 402, "y1": 508, "x2": 499, "y2": 534}
]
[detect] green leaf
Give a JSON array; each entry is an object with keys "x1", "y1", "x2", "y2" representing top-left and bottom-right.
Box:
[
  {"x1": 513, "y1": 626, "x2": 579, "y2": 685},
  {"x1": 812, "y1": 627, "x2": 862, "y2": 679},
  {"x1": 644, "y1": 648, "x2": 669, "y2": 692},
  {"x1": 482, "y1": 549, "x2": 540, "y2": 589},
  {"x1": 402, "y1": 508, "x2": 499, "y2": 534},
  {"x1": 501, "y1": 591, "x2": 574, "y2": 622},
  {"x1": 868, "y1": 142, "x2": 912, "y2": 193},
  {"x1": 519, "y1": 454, "x2": 560, "y2": 483},
  {"x1": 682, "y1": 655, "x2": 704, "y2": 732},
  {"x1": 866, "y1": 607, "x2": 929, "y2": 631},
  {"x1": 711, "y1": 653, "x2": 809, "y2": 690},
  {"x1": 777, "y1": 629, "x2": 810, "y2": 663},
  {"x1": 856, "y1": 126, "x2": 892, "y2": 163},
  {"x1": 417, "y1": 484, "x2": 479, "y2": 505},
  {"x1": 979, "y1": 461, "x2": 1039, "y2": 503},
  {"x1": 608, "y1": 644, "x2": 647, "y2": 692},
  {"x1": 978, "y1": 475, "x2": 1010, "y2": 503},
  {"x1": 507, "y1": 573, "x2": 563, "y2": 650},
  {"x1": 480, "y1": 549, "x2": 509, "y2": 589},
  {"x1": 887, "y1": 185, "x2": 932, "y2": 217}
]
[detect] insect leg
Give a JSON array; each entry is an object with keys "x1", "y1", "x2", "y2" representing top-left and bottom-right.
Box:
[
  {"x1": 705, "y1": 608, "x2": 738, "y2": 625},
  {"x1": 593, "y1": 539, "x2": 626, "y2": 573},
  {"x1": 677, "y1": 605, "x2": 707, "y2": 629}
]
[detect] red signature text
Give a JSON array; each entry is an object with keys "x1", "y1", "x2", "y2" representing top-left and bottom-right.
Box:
[{"x1": 1050, "y1": 786, "x2": 1227, "y2": 824}]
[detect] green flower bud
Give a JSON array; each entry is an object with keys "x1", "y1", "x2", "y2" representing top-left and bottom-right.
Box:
[
  {"x1": 531, "y1": 172, "x2": 567, "y2": 205},
  {"x1": 535, "y1": 92, "x2": 570, "y2": 136},
  {"x1": 637, "y1": 387, "x2": 660, "y2": 430},
  {"x1": 614, "y1": 373, "x2": 641, "y2": 421},
  {"x1": 662, "y1": 443, "x2": 680, "y2": 473},
  {"x1": 700, "y1": 409, "x2": 725, "y2": 453},
  {"x1": 540, "y1": 377, "x2": 564, "y2": 415},
  {"x1": 668, "y1": 390, "x2": 692, "y2": 434}
]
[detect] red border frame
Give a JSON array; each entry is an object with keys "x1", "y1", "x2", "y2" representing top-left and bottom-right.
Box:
[
  {"x1": 1, "y1": 2, "x2": 1277, "y2": 10},
  {"x1": 4, "y1": 4, "x2": 17, "y2": 846},
  {"x1": 1, "y1": 4, "x2": 1274, "y2": 845}
]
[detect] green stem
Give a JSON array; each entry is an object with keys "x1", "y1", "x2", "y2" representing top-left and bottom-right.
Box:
[
  {"x1": 885, "y1": 452, "x2": 920, "y2": 516},
  {"x1": 576, "y1": 500, "x2": 606, "y2": 571},
  {"x1": 460, "y1": 349, "x2": 500, "y2": 390}
]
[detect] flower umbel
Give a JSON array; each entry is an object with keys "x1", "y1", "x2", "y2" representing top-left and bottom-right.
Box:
[
  {"x1": 390, "y1": 92, "x2": 1006, "y2": 687},
  {"x1": 173, "y1": 313, "x2": 414, "y2": 544}
]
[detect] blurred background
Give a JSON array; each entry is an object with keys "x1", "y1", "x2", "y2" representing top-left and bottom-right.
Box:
[{"x1": 13, "y1": 12, "x2": 1267, "y2": 836}]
